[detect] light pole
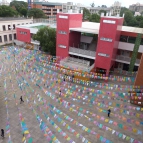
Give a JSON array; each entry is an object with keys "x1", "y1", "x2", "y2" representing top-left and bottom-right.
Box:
[
  {"x1": 9, "y1": 25, "x2": 14, "y2": 47},
  {"x1": 9, "y1": 25, "x2": 17, "y2": 73}
]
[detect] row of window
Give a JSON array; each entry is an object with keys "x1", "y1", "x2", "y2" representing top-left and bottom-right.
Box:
[
  {"x1": 1, "y1": 22, "x2": 33, "y2": 31},
  {"x1": 0, "y1": 34, "x2": 16, "y2": 43},
  {"x1": 20, "y1": 31, "x2": 27, "y2": 35}
]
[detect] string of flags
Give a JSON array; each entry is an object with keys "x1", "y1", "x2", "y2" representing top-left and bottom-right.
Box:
[
  {"x1": 19, "y1": 61, "x2": 142, "y2": 143},
  {"x1": 1, "y1": 47, "x2": 143, "y2": 143}
]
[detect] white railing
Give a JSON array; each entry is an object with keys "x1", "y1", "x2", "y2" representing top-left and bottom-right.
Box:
[
  {"x1": 69, "y1": 47, "x2": 96, "y2": 58},
  {"x1": 116, "y1": 55, "x2": 140, "y2": 65}
]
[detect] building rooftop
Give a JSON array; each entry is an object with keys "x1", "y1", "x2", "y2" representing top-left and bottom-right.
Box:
[
  {"x1": 70, "y1": 22, "x2": 143, "y2": 34},
  {"x1": 33, "y1": 2, "x2": 62, "y2": 6},
  {"x1": 0, "y1": 17, "x2": 32, "y2": 21}
]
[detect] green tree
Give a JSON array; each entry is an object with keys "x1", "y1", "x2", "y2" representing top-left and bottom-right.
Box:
[
  {"x1": 89, "y1": 13, "x2": 100, "y2": 22},
  {"x1": 33, "y1": 27, "x2": 56, "y2": 55},
  {"x1": 128, "y1": 17, "x2": 139, "y2": 27},
  {"x1": 0, "y1": 5, "x2": 18, "y2": 17},
  {"x1": 98, "y1": 10, "x2": 107, "y2": 16},
  {"x1": 120, "y1": 7, "x2": 129, "y2": 16},
  {"x1": 10, "y1": 1, "x2": 28, "y2": 15},
  {"x1": 27, "y1": 8, "x2": 45, "y2": 18},
  {"x1": 90, "y1": 2, "x2": 95, "y2": 7},
  {"x1": 139, "y1": 20, "x2": 143, "y2": 28},
  {"x1": 129, "y1": 33, "x2": 142, "y2": 72},
  {"x1": 83, "y1": 8, "x2": 91, "y2": 20},
  {"x1": 124, "y1": 11, "x2": 133, "y2": 23},
  {"x1": 20, "y1": 8, "x2": 28, "y2": 17}
]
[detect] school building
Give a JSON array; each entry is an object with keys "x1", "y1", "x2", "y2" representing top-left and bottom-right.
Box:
[{"x1": 15, "y1": 10, "x2": 143, "y2": 86}]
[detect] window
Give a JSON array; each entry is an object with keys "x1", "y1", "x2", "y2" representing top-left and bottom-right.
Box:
[
  {"x1": 8, "y1": 25, "x2": 11, "y2": 30},
  {"x1": 14, "y1": 33, "x2": 16, "y2": 39},
  {"x1": 58, "y1": 31, "x2": 67, "y2": 35},
  {"x1": 0, "y1": 36, "x2": 2, "y2": 43},
  {"x1": 9, "y1": 34, "x2": 12, "y2": 41},
  {"x1": 100, "y1": 37, "x2": 112, "y2": 42},
  {"x1": 4, "y1": 35, "x2": 7, "y2": 42},
  {"x1": 59, "y1": 44, "x2": 66, "y2": 48},
  {"x1": 3, "y1": 25, "x2": 6, "y2": 31},
  {"x1": 22, "y1": 23, "x2": 24, "y2": 25},
  {"x1": 53, "y1": 9, "x2": 57, "y2": 11}
]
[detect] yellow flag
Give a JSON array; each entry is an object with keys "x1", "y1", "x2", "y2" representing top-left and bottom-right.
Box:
[
  {"x1": 22, "y1": 136, "x2": 26, "y2": 142},
  {"x1": 24, "y1": 130, "x2": 29, "y2": 134}
]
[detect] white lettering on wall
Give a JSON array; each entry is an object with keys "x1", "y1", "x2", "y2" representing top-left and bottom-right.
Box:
[
  {"x1": 59, "y1": 15, "x2": 68, "y2": 19},
  {"x1": 103, "y1": 20, "x2": 116, "y2": 24},
  {"x1": 59, "y1": 44, "x2": 66, "y2": 48},
  {"x1": 98, "y1": 53, "x2": 110, "y2": 57}
]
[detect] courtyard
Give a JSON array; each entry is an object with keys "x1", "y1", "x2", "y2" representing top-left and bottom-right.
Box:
[{"x1": 0, "y1": 47, "x2": 143, "y2": 143}]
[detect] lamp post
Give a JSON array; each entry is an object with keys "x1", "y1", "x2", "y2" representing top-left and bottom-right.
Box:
[
  {"x1": 9, "y1": 25, "x2": 17, "y2": 73},
  {"x1": 9, "y1": 25, "x2": 14, "y2": 47}
]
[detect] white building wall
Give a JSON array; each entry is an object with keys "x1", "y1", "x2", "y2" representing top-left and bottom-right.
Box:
[{"x1": 0, "y1": 18, "x2": 33, "y2": 46}]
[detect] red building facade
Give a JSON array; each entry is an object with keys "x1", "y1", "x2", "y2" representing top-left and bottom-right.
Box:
[
  {"x1": 95, "y1": 17, "x2": 124, "y2": 75},
  {"x1": 56, "y1": 13, "x2": 82, "y2": 58}
]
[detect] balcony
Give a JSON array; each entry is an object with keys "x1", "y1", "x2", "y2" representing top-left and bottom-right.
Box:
[
  {"x1": 69, "y1": 47, "x2": 96, "y2": 59},
  {"x1": 115, "y1": 55, "x2": 140, "y2": 66},
  {"x1": 60, "y1": 57, "x2": 95, "y2": 72}
]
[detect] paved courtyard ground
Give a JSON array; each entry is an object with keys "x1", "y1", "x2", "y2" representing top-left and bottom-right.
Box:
[{"x1": 0, "y1": 47, "x2": 143, "y2": 143}]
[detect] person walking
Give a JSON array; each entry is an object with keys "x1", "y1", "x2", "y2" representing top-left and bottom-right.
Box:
[
  {"x1": 59, "y1": 90, "x2": 61, "y2": 97},
  {"x1": 1, "y1": 129, "x2": 4, "y2": 138},
  {"x1": 20, "y1": 96, "x2": 24, "y2": 104},
  {"x1": 107, "y1": 109, "x2": 111, "y2": 117}
]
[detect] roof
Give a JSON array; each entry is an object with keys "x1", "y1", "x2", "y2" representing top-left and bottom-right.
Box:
[
  {"x1": 70, "y1": 22, "x2": 143, "y2": 34},
  {"x1": 89, "y1": 7, "x2": 111, "y2": 10},
  {"x1": 0, "y1": 17, "x2": 31, "y2": 21},
  {"x1": 33, "y1": 2, "x2": 62, "y2": 6}
]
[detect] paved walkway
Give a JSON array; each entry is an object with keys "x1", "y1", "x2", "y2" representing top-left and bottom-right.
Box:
[{"x1": 0, "y1": 47, "x2": 143, "y2": 143}]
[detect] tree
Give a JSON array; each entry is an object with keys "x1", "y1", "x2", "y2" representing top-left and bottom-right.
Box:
[
  {"x1": 128, "y1": 17, "x2": 139, "y2": 27},
  {"x1": 0, "y1": 5, "x2": 18, "y2": 17},
  {"x1": 124, "y1": 11, "x2": 133, "y2": 23},
  {"x1": 120, "y1": 7, "x2": 128, "y2": 17},
  {"x1": 90, "y1": 2, "x2": 95, "y2": 7},
  {"x1": 83, "y1": 8, "x2": 91, "y2": 20},
  {"x1": 27, "y1": 8, "x2": 45, "y2": 18},
  {"x1": 33, "y1": 27, "x2": 56, "y2": 55},
  {"x1": 139, "y1": 20, "x2": 143, "y2": 28},
  {"x1": 98, "y1": 10, "x2": 107, "y2": 16},
  {"x1": 129, "y1": 33, "x2": 142, "y2": 72},
  {"x1": 10, "y1": 1, "x2": 28, "y2": 16},
  {"x1": 89, "y1": 13, "x2": 100, "y2": 22},
  {"x1": 20, "y1": 8, "x2": 28, "y2": 17}
]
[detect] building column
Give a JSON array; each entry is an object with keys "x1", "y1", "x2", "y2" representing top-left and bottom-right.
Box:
[
  {"x1": 105, "y1": 69, "x2": 109, "y2": 82},
  {"x1": 134, "y1": 53, "x2": 143, "y2": 86}
]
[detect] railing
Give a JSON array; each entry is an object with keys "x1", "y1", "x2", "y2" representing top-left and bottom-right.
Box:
[
  {"x1": 60, "y1": 57, "x2": 95, "y2": 72},
  {"x1": 116, "y1": 55, "x2": 140, "y2": 65},
  {"x1": 69, "y1": 47, "x2": 96, "y2": 58}
]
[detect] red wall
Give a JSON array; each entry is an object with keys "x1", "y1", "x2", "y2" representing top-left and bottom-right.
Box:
[
  {"x1": 95, "y1": 17, "x2": 124, "y2": 72},
  {"x1": 16, "y1": 28, "x2": 31, "y2": 43},
  {"x1": 56, "y1": 13, "x2": 82, "y2": 58}
]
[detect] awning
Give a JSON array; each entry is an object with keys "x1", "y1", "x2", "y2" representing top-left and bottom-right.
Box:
[{"x1": 80, "y1": 35, "x2": 93, "y2": 44}]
